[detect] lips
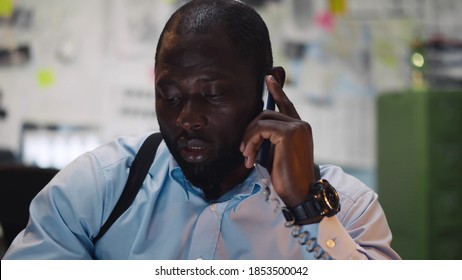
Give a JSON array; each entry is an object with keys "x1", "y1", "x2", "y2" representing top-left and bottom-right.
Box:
[{"x1": 177, "y1": 137, "x2": 213, "y2": 163}]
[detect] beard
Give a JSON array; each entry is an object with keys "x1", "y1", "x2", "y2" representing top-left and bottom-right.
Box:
[{"x1": 161, "y1": 129, "x2": 245, "y2": 200}]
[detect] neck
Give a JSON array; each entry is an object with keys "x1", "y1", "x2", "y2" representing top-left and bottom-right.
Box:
[{"x1": 199, "y1": 163, "x2": 252, "y2": 201}]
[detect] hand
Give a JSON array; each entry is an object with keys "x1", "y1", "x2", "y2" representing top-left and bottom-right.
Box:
[{"x1": 240, "y1": 74, "x2": 316, "y2": 207}]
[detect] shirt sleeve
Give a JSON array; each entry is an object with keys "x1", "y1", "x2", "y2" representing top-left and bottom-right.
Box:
[
  {"x1": 3, "y1": 152, "x2": 109, "y2": 259},
  {"x1": 300, "y1": 189, "x2": 401, "y2": 260},
  {"x1": 295, "y1": 165, "x2": 401, "y2": 260}
]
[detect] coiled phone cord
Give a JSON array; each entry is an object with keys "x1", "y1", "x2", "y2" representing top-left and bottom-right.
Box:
[{"x1": 254, "y1": 163, "x2": 331, "y2": 260}]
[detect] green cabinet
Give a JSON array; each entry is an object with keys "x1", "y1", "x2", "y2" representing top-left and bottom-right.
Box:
[{"x1": 377, "y1": 91, "x2": 462, "y2": 259}]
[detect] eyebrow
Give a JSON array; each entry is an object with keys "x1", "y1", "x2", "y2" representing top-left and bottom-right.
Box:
[
  {"x1": 155, "y1": 78, "x2": 176, "y2": 87},
  {"x1": 196, "y1": 76, "x2": 223, "y2": 83},
  {"x1": 156, "y1": 70, "x2": 229, "y2": 85}
]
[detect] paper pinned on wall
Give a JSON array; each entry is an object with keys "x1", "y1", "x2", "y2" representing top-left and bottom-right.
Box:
[
  {"x1": 37, "y1": 68, "x2": 56, "y2": 88},
  {"x1": 315, "y1": 11, "x2": 335, "y2": 31},
  {"x1": 0, "y1": 0, "x2": 13, "y2": 18},
  {"x1": 329, "y1": 0, "x2": 347, "y2": 16}
]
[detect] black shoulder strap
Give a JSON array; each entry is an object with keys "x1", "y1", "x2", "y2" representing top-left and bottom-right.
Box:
[{"x1": 92, "y1": 132, "x2": 163, "y2": 244}]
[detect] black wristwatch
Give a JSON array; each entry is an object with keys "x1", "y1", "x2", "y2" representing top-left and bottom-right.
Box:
[{"x1": 282, "y1": 179, "x2": 340, "y2": 225}]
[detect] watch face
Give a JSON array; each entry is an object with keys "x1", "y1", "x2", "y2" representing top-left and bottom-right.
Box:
[
  {"x1": 318, "y1": 180, "x2": 340, "y2": 217},
  {"x1": 285, "y1": 179, "x2": 342, "y2": 224},
  {"x1": 323, "y1": 186, "x2": 340, "y2": 211}
]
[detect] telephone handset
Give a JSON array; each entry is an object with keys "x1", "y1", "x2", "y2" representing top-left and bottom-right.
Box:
[
  {"x1": 261, "y1": 80, "x2": 275, "y2": 111},
  {"x1": 256, "y1": 80, "x2": 275, "y2": 168}
]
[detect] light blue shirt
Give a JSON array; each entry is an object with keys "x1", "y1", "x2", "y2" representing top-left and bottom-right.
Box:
[{"x1": 4, "y1": 133, "x2": 400, "y2": 260}]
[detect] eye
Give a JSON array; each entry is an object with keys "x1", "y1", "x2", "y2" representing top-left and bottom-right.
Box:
[
  {"x1": 202, "y1": 83, "x2": 228, "y2": 101},
  {"x1": 203, "y1": 92, "x2": 224, "y2": 100},
  {"x1": 157, "y1": 86, "x2": 182, "y2": 106},
  {"x1": 166, "y1": 97, "x2": 181, "y2": 105}
]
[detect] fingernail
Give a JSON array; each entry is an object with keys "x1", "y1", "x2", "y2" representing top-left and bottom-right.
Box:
[{"x1": 247, "y1": 158, "x2": 254, "y2": 168}]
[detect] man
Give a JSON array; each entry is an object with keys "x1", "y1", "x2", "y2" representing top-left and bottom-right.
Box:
[{"x1": 4, "y1": 0, "x2": 400, "y2": 259}]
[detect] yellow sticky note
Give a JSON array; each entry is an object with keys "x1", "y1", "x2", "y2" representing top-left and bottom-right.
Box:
[
  {"x1": 37, "y1": 68, "x2": 56, "y2": 88},
  {"x1": 329, "y1": 0, "x2": 347, "y2": 16},
  {"x1": 0, "y1": 0, "x2": 14, "y2": 18}
]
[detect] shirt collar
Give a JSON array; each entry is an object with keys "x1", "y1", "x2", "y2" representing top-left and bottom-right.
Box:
[{"x1": 168, "y1": 156, "x2": 263, "y2": 203}]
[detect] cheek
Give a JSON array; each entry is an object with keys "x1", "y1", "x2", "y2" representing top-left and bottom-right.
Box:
[
  {"x1": 156, "y1": 98, "x2": 178, "y2": 121},
  {"x1": 156, "y1": 108, "x2": 180, "y2": 139},
  {"x1": 216, "y1": 109, "x2": 255, "y2": 140}
]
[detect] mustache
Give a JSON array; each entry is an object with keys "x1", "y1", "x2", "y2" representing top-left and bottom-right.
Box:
[{"x1": 176, "y1": 132, "x2": 213, "y2": 147}]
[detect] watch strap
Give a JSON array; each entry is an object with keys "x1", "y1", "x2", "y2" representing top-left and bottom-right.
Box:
[
  {"x1": 284, "y1": 199, "x2": 322, "y2": 223},
  {"x1": 282, "y1": 179, "x2": 340, "y2": 225}
]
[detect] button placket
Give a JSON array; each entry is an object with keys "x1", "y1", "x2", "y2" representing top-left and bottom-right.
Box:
[{"x1": 187, "y1": 201, "x2": 228, "y2": 259}]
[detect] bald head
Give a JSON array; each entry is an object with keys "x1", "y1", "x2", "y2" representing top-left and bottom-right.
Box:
[{"x1": 155, "y1": 0, "x2": 273, "y2": 83}]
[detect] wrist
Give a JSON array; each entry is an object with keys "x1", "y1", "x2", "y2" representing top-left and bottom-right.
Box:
[{"x1": 282, "y1": 179, "x2": 340, "y2": 226}]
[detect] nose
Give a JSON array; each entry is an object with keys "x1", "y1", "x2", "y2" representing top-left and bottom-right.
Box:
[{"x1": 176, "y1": 99, "x2": 207, "y2": 131}]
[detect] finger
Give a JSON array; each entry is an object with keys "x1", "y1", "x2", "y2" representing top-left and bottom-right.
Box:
[
  {"x1": 266, "y1": 75, "x2": 300, "y2": 119},
  {"x1": 251, "y1": 110, "x2": 297, "y2": 124},
  {"x1": 239, "y1": 111, "x2": 285, "y2": 168},
  {"x1": 240, "y1": 131, "x2": 263, "y2": 168},
  {"x1": 240, "y1": 119, "x2": 288, "y2": 168}
]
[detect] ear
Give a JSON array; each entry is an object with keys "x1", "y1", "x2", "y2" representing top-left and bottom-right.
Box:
[{"x1": 267, "y1": 66, "x2": 286, "y2": 88}]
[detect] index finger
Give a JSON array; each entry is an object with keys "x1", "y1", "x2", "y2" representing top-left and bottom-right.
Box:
[{"x1": 266, "y1": 75, "x2": 300, "y2": 120}]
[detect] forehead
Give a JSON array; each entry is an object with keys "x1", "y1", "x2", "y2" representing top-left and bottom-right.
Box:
[{"x1": 155, "y1": 29, "x2": 251, "y2": 76}]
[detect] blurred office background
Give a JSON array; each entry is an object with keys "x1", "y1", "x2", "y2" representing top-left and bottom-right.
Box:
[{"x1": 0, "y1": 0, "x2": 461, "y2": 259}]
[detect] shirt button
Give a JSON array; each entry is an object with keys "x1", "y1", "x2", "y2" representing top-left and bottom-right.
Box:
[
  {"x1": 210, "y1": 204, "x2": 217, "y2": 211},
  {"x1": 326, "y1": 239, "x2": 336, "y2": 248}
]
